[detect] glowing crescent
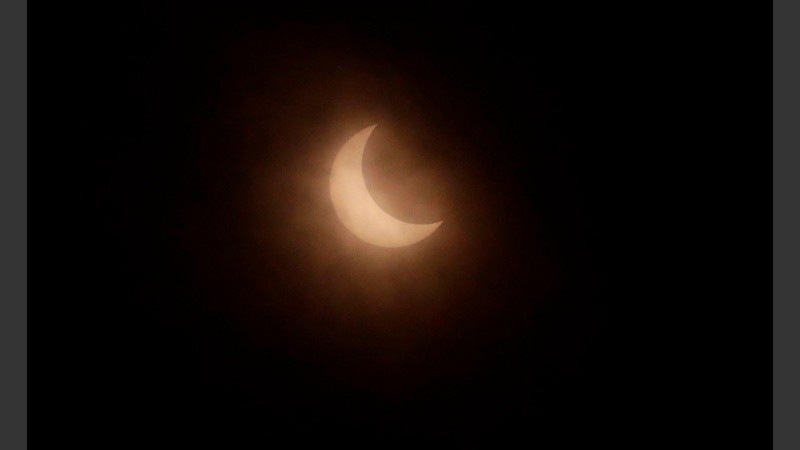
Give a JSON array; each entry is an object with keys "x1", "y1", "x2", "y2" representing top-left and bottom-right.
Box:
[{"x1": 330, "y1": 125, "x2": 443, "y2": 248}]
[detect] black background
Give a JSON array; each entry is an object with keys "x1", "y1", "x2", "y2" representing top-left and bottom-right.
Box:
[{"x1": 37, "y1": 1, "x2": 764, "y2": 448}]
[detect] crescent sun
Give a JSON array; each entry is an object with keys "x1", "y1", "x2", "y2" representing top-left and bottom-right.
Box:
[{"x1": 330, "y1": 125, "x2": 443, "y2": 248}]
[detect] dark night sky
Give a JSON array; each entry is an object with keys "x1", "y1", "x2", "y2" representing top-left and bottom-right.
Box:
[{"x1": 37, "y1": 1, "x2": 765, "y2": 448}]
